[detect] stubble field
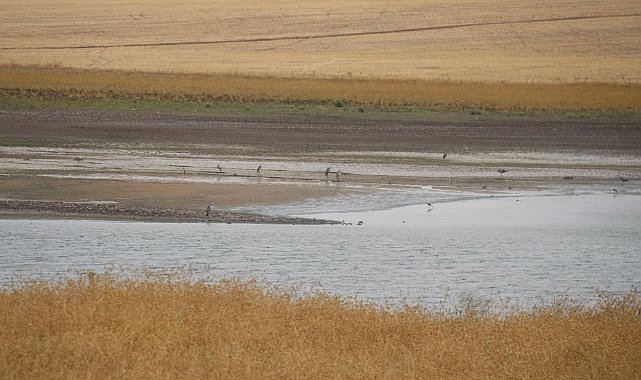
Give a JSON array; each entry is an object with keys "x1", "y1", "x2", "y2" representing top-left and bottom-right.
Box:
[
  {"x1": 2, "y1": 0, "x2": 641, "y2": 112},
  {"x1": 1, "y1": 0, "x2": 640, "y2": 83}
]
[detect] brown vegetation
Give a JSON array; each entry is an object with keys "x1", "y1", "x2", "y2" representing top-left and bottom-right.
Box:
[
  {"x1": 1, "y1": 275, "x2": 640, "y2": 379},
  {"x1": 2, "y1": 65, "x2": 641, "y2": 112}
]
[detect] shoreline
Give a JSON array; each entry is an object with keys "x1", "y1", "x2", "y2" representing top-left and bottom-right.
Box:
[
  {"x1": 0, "y1": 199, "x2": 339, "y2": 225},
  {"x1": 2, "y1": 100, "x2": 640, "y2": 223}
]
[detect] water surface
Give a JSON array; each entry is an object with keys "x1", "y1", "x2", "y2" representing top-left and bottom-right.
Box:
[{"x1": 1, "y1": 194, "x2": 639, "y2": 307}]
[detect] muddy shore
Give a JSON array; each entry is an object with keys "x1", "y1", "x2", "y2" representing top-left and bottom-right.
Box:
[
  {"x1": 0, "y1": 199, "x2": 338, "y2": 224},
  {"x1": 2, "y1": 108, "x2": 640, "y2": 154},
  {"x1": 1, "y1": 106, "x2": 640, "y2": 221}
]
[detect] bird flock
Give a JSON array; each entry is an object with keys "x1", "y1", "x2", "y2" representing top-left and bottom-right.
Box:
[{"x1": 184, "y1": 156, "x2": 634, "y2": 222}]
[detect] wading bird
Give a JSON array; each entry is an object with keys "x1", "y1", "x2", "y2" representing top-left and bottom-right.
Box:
[
  {"x1": 205, "y1": 202, "x2": 214, "y2": 217},
  {"x1": 325, "y1": 167, "x2": 331, "y2": 178},
  {"x1": 257, "y1": 165, "x2": 262, "y2": 175},
  {"x1": 442, "y1": 153, "x2": 447, "y2": 160},
  {"x1": 336, "y1": 170, "x2": 341, "y2": 182},
  {"x1": 216, "y1": 164, "x2": 222, "y2": 172},
  {"x1": 498, "y1": 168, "x2": 508, "y2": 176}
]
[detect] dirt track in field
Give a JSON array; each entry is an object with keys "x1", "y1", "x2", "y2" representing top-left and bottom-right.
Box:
[{"x1": 4, "y1": 13, "x2": 639, "y2": 51}]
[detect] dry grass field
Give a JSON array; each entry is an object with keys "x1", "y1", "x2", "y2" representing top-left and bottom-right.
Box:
[
  {"x1": 1, "y1": 0, "x2": 640, "y2": 83},
  {"x1": 2, "y1": 0, "x2": 641, "y2": 111},
  {"x1": 1, "y1": 275, "x2": 640, "y2": 379},
  {"x1": 2, "y1": 66, "x2": 641, "y2": 112}
]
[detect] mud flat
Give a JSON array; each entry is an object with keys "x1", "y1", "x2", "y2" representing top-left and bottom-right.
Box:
[
  {"x1": 0, "y1": 199, "x2": 338, "y2": 224},
  {"x1": 1, "y1": 104, "x2": 640, "y2": 221}
]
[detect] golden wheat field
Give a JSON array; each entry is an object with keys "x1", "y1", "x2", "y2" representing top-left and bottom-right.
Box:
[
  {"x1": 1, "y1": 275, "x2": 640, "y2": 379},
  {"x1": 1, "y1": 0, "x2": 640, "y2": 83}
]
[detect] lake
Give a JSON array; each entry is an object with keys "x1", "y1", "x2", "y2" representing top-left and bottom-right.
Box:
[{"x1": 1, "y1": 194, "x2": 640, "y2": 308}]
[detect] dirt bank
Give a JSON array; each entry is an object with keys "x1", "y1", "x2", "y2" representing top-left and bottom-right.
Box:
[
  {"x1": 2, "y1": 108, "x2": 640, "y2": 154},
  {"x1": 0, "y1": 199, "x2": 338, "y2": 224}
]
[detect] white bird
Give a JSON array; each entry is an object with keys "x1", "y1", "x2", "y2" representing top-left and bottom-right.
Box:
[
  {"x1": 205, "y1": 202, "x2": 214, "y2": 217},
  {"x1": 426, "y1": 202, "x2": 434, "y2": 212}
]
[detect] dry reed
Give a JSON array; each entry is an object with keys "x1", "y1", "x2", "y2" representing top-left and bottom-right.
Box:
[
  {"x1": 1, "y1": 274, "x2": 640, "y2": 379},
  {"x1": 2, "y1": 65, "x2": 641, "y2": 112}
]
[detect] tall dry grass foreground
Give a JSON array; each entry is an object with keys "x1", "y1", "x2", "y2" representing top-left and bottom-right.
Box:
[{"x1": 1, "y1": 275, "x2": 640, "y2": 379}]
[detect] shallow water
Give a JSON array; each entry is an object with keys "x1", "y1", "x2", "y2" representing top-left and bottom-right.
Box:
[
  {"x1": 3, "y1": 146, "x2": 640, "y2": 180},
  {"x1": 2, "y1": 194, "x2": 640, "y2": 307}
]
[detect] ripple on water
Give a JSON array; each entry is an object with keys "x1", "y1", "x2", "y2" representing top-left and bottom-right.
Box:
[{"x1": 1, "y1": 194, "x2": 640, "y2": 308}]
